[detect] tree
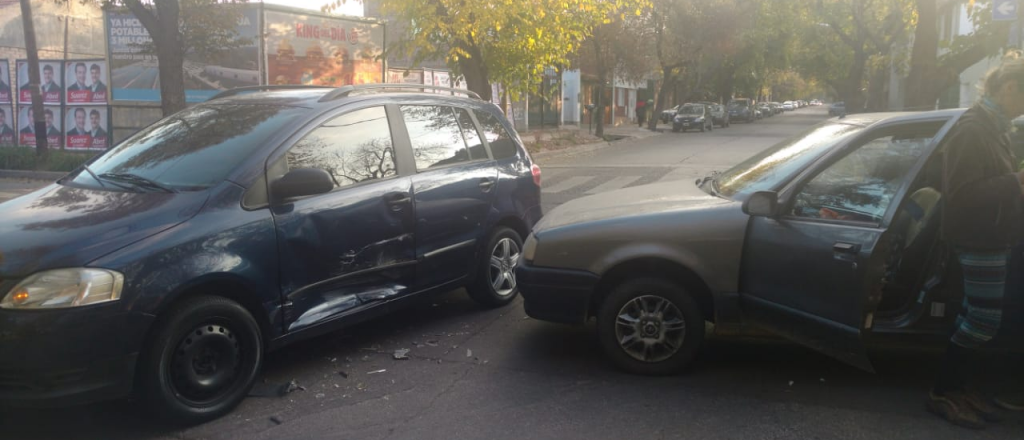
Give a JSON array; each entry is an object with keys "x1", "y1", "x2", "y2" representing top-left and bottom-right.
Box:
[
  {"x1": 20, "y1": 0, "x2": 47, "y2": 155},
  {"x1": 577, "y1": 16, "x2": 651, "y2": 136},
  {"x1": 103, "y1": 0, "x2": 251, "y2": 116},
  {"x1": 347, "y1": 0, "x2": 648, "y2": 102},
  {"x1": 905, "y1": 1, "x2": 1012, "y2": 109}
]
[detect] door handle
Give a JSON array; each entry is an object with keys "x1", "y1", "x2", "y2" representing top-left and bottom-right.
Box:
[
  {"x1": 479, "y1": 178, "x2": 496, "y2": 192},
  {"x1": 833, "y1": 242, "x2": 861, "y2": 254}
]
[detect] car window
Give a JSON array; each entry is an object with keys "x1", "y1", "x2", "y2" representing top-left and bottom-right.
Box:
[
  {"x1": 70, "y1": 104, "x2": 307, "y2": 191},
  {"x1": 286, "y1": 106, "x2": 397, "y2": 188},
  {"x1": 402, "y1": 105, "x2": 474, "y2": 170},
  {"x1": 455, "y1": 108, "x2": 489, "y2": 160},
  {"x1": 475, "y1": 110, "x2": 518, "y2": 160},
  {"x1": 790, "y1": 123, "x2": 942, "y2": 223}
]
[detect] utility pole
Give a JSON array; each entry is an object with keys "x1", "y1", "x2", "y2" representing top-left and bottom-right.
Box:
[{"x1": 20, "y1": 0, "x2": 49, "y2": 155}]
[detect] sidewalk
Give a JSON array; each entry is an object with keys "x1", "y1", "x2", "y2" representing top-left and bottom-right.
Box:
[{"x1": 520, "y1": 123, "x2": 664, "y2": 160}]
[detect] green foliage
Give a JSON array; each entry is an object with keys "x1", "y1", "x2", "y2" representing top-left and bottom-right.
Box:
[{"x1": 0, "y1": 147, "x2": 96, "y2": 172}]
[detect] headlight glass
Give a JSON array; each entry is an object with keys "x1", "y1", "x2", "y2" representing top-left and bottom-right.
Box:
[
  {"x1": 1, "y1": 268, "x2": 124, "y2": 309},
  {"x1": 522, "y1": 234, "x2": 538, "y2": 262}
]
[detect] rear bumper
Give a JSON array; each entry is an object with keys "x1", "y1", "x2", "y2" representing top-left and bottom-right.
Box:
[{"x1": 517, "y1": 263, "x2": 599, "y2": 325}]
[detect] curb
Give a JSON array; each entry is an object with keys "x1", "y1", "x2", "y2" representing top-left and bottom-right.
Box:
[
  {"x1": 529, "y1": 128, "x2": 665, "y2": 161},
  {"x1": 0, "y1": 169, "x2": 68, "y2": 181}
]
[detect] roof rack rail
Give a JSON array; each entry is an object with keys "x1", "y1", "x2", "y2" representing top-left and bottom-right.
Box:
[
  {"x1": 210, "y1": 85, "x2": 332, "y2": 100},
  {"x1": 318, "y1": 84, "x2": 482, "y2": 102}
]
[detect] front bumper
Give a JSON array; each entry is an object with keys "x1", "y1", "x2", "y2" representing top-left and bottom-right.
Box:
[
  {"x1": 0, "y1": 304, "x2": 153, "y2": 407},
  {"x1": 517, "y1": 263, "x2": 599, "y2": 325},
  {"x1": 673, "y1": 120, "x2": 705, "y2": 130}
]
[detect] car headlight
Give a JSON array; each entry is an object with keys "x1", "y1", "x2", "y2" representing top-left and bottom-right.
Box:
[
  {"x1": 695, "y1": 117, "x2": 704, "y2": 122},
  {"x1": 674, "y1": 116, "x2": 682, "y2": 122},
  {"x1": 522, "y1": 234, "x2": 538, "y2": 263},
  {"x1": 1, "y1": 268, "x2": 124, "y2": 309}
]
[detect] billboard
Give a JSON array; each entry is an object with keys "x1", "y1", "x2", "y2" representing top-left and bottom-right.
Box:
[
  {"x1": 65, "y1": 60, "x2": 109, "y2": 104},
  {"x1": 0, "y1": 104, "x2": 13, "y2": 145},
  {"x1": 0, "y1": 60, "x2": 11, "y2": 104},
  {"x1": 107, "y1": 5, "x2": 260, "y2": 102},
  {"x1": 265, "y1": 10, "x2": 383, "y2": 86},
  {"x1": 386, "y1": 68, "x2": 423, "y2": 85},
  {"x1": 64, "y1": 106, "x2": 109, "y2": 151},
  {"x1": 18, "y1": 106, "x2": 62, "y2": 148},
  {"x1": 17, "y1": 60, "x2": 63, "y2": 105}
]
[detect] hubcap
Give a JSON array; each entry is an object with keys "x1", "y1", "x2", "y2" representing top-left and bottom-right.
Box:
[
  {"x1": 614, "y1": 295, "x2": 686, "y2": 363},
  {"x1": 488, "y1": 238, "x2": 520, "y2": 297},
  {"x1": 170, "y1": 323, "x2": 242, "y2": 403}
]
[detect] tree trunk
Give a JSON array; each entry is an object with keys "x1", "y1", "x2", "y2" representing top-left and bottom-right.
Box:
[
  {"x1": 841, "y1": 49, "x2": 868, "y2": 113},
  {"x1": 155, "y1": 0, "x2": 185, "y2": 115},
  {"x1": 591, "y1": 38, "x2": 606, "y2": 138},
  {"x1": 905, "y1": 0, "x2": 939, "y2": 110},
  {"x1": 647, "y1": 66, "x2": 676, "y2": 131},
  {"x1": 866, "y1": 62, "x2": 888, "y2": 112},
  {"x1": 20, "y1": 0, "x2": 47, "y2": 155},
  {"x1": 457, "y1": 45, "x2": 491, "y2": 102}
]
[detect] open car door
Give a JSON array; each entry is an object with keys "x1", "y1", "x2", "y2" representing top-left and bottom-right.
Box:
[{"x1": 738, "y1": 119, "x2": 955, "y2": 372}]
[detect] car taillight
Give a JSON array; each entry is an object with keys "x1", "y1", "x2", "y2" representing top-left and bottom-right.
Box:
[{"x1": 531, "y1": 164, "x2": 542, "y2": 187}]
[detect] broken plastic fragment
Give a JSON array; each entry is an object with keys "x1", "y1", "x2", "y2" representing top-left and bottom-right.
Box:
[
  {"x1": 466, "y1": 349, "x2": 473, "y2": 358},
  {"x1": 368, "y1": 369, "x2": 387, "y2": 375},
  {"x1": 270, "y1": 415, "x2": 284, "y2": 425},
  {"x1": 393, "y1": 348, "x2": 410, "y2": 360}
]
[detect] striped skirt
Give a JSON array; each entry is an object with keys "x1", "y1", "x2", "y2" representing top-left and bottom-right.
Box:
[{"x1": 952, "y1": 248, "x2": 1010, "y2": 349}]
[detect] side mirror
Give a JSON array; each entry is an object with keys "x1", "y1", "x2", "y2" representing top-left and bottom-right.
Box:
[
  {"x1": 742, "y1": 191, "x2": 779, "y2": 217},
  {"x1": 271, "y1": 168, "x2": 334, "y2": 202}
]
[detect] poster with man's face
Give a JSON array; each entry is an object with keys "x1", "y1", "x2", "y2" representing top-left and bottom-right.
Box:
[
  {"x1": 0, "y1": 104, "x2": 14, "y2": 145},
  {"x1": 0, "y1": 60, "x2": 11, "y2": 104},
  {"x1": 17, "y1": 60, "x2": 63, "y2": 105},
  {"x1": 64, "y1": 106, "x2": 109, "y2": 150},
  {"x1": 65, "y1": 60, "x2": 109, "y2": 104},
  {"x1": 19, "y1": 105, "x2": 63, "y2": 147}
]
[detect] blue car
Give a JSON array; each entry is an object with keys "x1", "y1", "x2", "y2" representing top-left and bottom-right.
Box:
[{"x1": 0, "y1": 85, "x2": 542, "y2": 423}]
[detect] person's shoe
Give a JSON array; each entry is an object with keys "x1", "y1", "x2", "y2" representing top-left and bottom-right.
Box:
[
  {"x1": 963, "y1": 387, "x2": 1004, "y2": 422},
  {"x1": 993, "y1": 394, "x2": 1024, "y2": 412},
  {"x1": 927, "y1": 391, "x2": 987, "y2": 430}
]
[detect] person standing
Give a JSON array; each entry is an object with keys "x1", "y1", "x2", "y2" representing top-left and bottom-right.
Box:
[
  {"x1": 636, "y1": 99, "x2": 646, "y2": 127},
  {"x1": 927, "y1": 52, "x2": 1024, "y2": 429}
]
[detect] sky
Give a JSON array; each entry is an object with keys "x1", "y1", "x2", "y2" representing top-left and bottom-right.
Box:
[{"x1": 260, "y1": 0, "x2": 364, "y2": 17}]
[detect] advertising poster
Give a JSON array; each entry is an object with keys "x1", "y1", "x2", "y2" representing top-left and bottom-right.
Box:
[
  {"x1": 18, "y1": 105, "x2": 62, "y2": 148},
  {"x1": 265, "y1": 10, "x2": 383, "y2": 87},
  {"x1": 386, "y1": 68, "x2": 423, "y2": 85},
  {"x1": 107, "y1": 5, "x2": 260, "y2": 102},
  {"x1": 65, "y1": 60, "x2": 109, "y2": 104},
  {"x1": 431, "y1": 70, "x2": 451, "y2": 93},
  {"x1": 0, "y1": 104, "x2": 14, "y2": 145},
  {"x1": 17, "y1": 60, "x2": 63, "y2": 105},
  {"x1": 64, "y1": 106, "x2": 109, "y2": 151},
  {"x1": 0, "y1": 60, "x2": 11, "y2": 104}
]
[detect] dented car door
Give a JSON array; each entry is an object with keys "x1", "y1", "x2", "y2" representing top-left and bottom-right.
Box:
[{"x1": 270, "y1": 106, "x2": 418, "y2": 332}]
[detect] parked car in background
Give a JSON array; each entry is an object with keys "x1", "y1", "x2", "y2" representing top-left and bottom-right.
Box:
[
  {"x1": 782, "y1": 101, "x2": 795, "y2": 111},
  {"x1": 661, "y1": 105, "x2": 681, "y2": 124},
  {"x1": 757, "y1": 103, "x2": 773, "y2": 118},
  {"x1": 0, "y1": 84, "x2": 542, "y2": 424},
  {"x1": 769, "y1": 102, "x2": 783, "y2": 115},
  {"x1": 829, "y1": 101, "x2": 846, "y2": 116},
  {"x1": 518, "y1": 109, "x2": 995, "y2": 376},
  {"x1": 727, "y1": 99, "x2": 756, "y2": 123},
  {"x1": 672, "y1": 103, "x2": 714, "y2": 132},
  {"x1": 699, "y1": 102, "x2": 730, "y2": 128}
]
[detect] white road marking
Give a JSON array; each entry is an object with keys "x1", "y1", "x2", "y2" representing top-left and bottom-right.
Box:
[
  {"x1": 541, "y1": 176, "x2": 596, "y2": 193},
  {"x1": 585, "y1": 176, "x2": 642, "y2": 194}
]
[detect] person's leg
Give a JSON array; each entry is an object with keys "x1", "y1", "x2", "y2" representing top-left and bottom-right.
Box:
[{"x1": 928, "y1": 248, "x2": 1010, "y2": 427}]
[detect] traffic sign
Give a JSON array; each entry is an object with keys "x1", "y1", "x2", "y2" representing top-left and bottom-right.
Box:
[{"x1": 993, "y1": 0, "x2": 1019, "y2": 21}]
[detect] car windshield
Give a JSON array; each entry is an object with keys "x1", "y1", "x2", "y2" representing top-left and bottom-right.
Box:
[
  {"x1": 727, "y1": 102, "x2": 748, "y2": 109},
  {"x1": 714, "y1": 121, "x2": 866, "y2": 198},
  {"x1": 68, "y1": 104, "x2": 307, "y2": 191},
  {"x1": 679, "y1": 105, "x2": 703, "y2": 115}
]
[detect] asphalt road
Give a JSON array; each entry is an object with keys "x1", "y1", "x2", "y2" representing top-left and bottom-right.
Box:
[{"x1": 4, "y1": 107, "x2": 1024, "y2": 439}]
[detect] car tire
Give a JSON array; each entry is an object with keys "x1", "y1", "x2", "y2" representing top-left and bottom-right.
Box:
[
  {"x1": 138, "y1": 296, "x2": 263, "y2": 425},
  {"x1": 467, "y1": 227, "x2": 523, "y2": 308},
  {"x1": 597, "y1": 277, "x2": 705, "y2": 375}
]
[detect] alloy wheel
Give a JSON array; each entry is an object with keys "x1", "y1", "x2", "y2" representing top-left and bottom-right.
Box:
[
  {"x1": 614, "y1": 295, "x2": 686, "y2": 363},
  {"x1": 489, "y1": 238, "x2": 520, "y2": 297}
]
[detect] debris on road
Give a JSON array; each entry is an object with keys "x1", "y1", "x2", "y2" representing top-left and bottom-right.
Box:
[
  {"x1": 248, "y1": 379, "x2": 305, "y2": 397},
  {"x1": 466, "y1": 349, "x2": 473, "y2": 358},
  {"x1": 338, "y1": 371, "x2": 349, "y2": 378},
  {"x1": 393, "y1": 348, "x2": 410, "y2": 360},
  {"x1": 788, "y1": 381, "x2": 794, "y2": 387},
  {"x1": 315, "y1": 393, "x2": 326, "y2": 399},
  {"x1": 270, "y1": 416, "x2": 284, "y2": 425},
  {"x1": 425, "y1": 340, "x2": 439, "y2": 347},
  {"x1": 368, "y1": 369, "x2": 387, "y2": 375}
]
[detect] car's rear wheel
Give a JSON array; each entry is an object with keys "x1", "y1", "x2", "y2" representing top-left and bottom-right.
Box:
[
  {"x1": 597, "y1": 277, "x2": 705, "y2": 375},
  {"x1": 139, "y1": 296, "x2": 263, "y2": 425},
  {"x1": 467, "y1": 227, "x2": 523, "y2": 308}
]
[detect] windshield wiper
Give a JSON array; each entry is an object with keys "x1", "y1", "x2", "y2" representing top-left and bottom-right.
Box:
[
  {"x1": 99, "y1": 173, "x2": 177, "y2": 193},
  {"x1": 80, "y1": 164, "x2": 106, "y2": 188}
]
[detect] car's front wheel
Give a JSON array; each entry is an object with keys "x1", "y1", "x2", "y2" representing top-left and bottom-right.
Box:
[
  {"x1": 597, "y1": 277, "x2": 705, "y2": 375},
  {"x1": 138, "y1": 296, "x2": 263, "y2": 425},
  {"x1": 467, "y1": 227, "x2": 523, "y2": 308}
]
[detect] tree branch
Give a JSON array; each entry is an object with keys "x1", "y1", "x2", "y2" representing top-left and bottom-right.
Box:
[{"x1": 121, "y1": 0, "x2": 161, "y2": 35}]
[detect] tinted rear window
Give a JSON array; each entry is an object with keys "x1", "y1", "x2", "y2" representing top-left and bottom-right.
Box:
[
  {"x1": 475, "y1": 111, "x2": 518, "y2": 160},
  {"x1": 71, "y1": 104, "x2": 307, "y2": 190}
]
